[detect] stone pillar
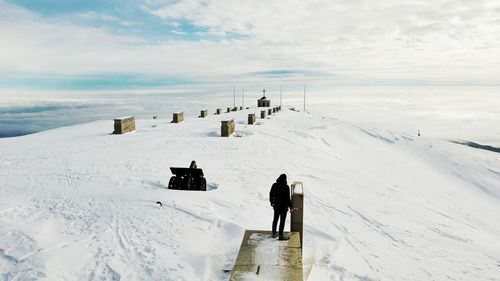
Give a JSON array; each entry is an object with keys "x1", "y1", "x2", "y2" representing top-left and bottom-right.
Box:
[
  {"x1": 113, "y1": 116, "x2": 135, "y2": 134},
  {"x1": 221, "y1": 119, "x2": 235, "y2": 137},
  {"x1": 261, "y1": 110, "x2": 267, "y2": 119},
  {"x1": 200, "y1": 109, "x2": 208, "y2": 118},
  {"x1": 268, "y1": 109, "x2": 272, "y2": 115},
  {"x1": 173, "y1": 112, "x2": 184, "y2": 123},
  {"x1": 291, "y1": 181, "x2": 304, "y2": 250},
  {"x1": 248, "y1": 113, "x2": 256, "y2": 125},
  {"x1": 216, "y1": 108, "x2": 222, "y2": 115}
]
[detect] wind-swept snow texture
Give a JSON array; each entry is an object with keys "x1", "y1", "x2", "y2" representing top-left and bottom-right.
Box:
[{"x1": 1, "y1": 105, "x2": 499, "y2": 281}]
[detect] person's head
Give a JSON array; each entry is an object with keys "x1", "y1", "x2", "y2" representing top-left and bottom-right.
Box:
[{"x1": 277, "y1": 174, "x2": 287, "y2": 185}]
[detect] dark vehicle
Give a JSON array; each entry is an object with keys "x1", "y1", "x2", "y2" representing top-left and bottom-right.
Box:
[{"x1": 168, "y1": 166, "x2": 207, "y2": 191}]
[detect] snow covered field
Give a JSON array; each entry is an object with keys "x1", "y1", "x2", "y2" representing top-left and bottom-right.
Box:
[{"x1": 1, "y1": 92, "x2": 500, "y2": 280}]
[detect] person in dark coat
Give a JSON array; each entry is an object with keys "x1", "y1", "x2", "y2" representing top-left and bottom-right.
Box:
[{"x1": 269, "y1": 174, "x2": 292, "y2": 240}]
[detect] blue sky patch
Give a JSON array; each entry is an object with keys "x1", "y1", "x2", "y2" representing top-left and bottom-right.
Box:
[
  {"x1": 0, "y1": 73, "x2": 195, "y2": 90},
  {"x1": 249, "y1": 69, "x2": 331, "y2": 78},
  {"x1": 7, "y1": 0, "x2": 244, "y2": 41}
]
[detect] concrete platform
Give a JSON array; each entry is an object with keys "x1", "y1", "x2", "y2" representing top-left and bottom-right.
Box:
[{"x1": 230, "y1": 230, "x2": 303, "y2": 281}]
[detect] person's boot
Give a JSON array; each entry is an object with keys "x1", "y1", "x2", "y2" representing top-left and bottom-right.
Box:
[
  {"x1": 272, "y1": 232, "x2": 277, "y2": 238},
  {"x1": 278, "y1": 236, "x2": 289, "y2": 241}
]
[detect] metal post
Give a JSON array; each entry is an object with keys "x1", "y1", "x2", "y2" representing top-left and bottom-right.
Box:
[
  {"x1": 242, "y1": 88, "x2": 245, "y2": 107},
  {"x1": 233, "y1": 86, "x2": 236, "y2": 108},
  {"x1": 280, "y1": 86, "x2": 282, "y2": 107},
  {"x1": 303, "y1": 85, "x2": 306, "y2": 111}
]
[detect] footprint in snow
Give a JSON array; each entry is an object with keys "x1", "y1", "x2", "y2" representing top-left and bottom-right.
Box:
[{"x1": 207, "y1": 183, "x2": 219, "y2": 191}]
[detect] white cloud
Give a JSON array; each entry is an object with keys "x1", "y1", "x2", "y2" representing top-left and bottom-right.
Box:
[
  {"x1": 78, "y1": 11, "x2": 121, "y2": 22},
  {"x1": 1, "y1": 0, "x2": 500, "y2": 88},
  {"x1": 148, "y1": 0, "x2": 500, "y2": 81}
]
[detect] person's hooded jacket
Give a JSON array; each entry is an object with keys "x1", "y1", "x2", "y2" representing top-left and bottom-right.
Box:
[{"x1": 269, "y1": 174, "x2": 292, "y2": 212}]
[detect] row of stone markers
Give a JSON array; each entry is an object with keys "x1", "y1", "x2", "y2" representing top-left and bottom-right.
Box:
[
  {"x1": 112, "y1": 105, "x2": 282, "y2": 136},
  {"x1": 221, "y1": 106, "x2": 282, "y2": 137},
  {"x1": 207, "y1": 105, "x2": 248, "y2": 117},
  {"x1": 112, "y1": 106, "x2": 241, "y2": 134},
  {"x1": 258, "y1": 106, "x2": 282, "y2": 119}
]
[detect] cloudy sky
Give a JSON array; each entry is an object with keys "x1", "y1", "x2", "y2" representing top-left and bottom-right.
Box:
[{"x1": 1, "y1": 0, "x2": 500, "y2": 91}]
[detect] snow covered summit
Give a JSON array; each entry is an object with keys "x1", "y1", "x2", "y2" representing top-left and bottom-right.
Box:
[{"x1": 1, "y1": 106, "x2": 499, "y2": 280}]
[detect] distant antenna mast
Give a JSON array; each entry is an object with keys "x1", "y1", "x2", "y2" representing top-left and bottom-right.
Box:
[
  {"x1": 280, "y1": 86, "x2": 282, "y2": 107},
  {"x1": 242, "y1": 88, "x2": 245, "y2": 107},
  {"x1": 233, "y1": 86, "x2": 236, "y2": 108},
  {"x1": 303, "y1": 85, "x2": 306, "y2": 111}
]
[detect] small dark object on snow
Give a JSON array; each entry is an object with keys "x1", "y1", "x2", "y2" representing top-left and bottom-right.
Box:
[
  {"x1": 168, "y1": 161, "x2": 207, "y2": 191},
  {"x1": 156, "y1": 201, "x2": 162, "y2": 207}
]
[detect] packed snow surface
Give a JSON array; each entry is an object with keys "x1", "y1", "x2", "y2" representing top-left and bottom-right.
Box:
[{"x1": 1, "y1": 101, "x2": 500, "y2": 280}]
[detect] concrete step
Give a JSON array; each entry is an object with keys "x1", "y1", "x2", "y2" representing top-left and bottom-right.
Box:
[{"x1": 230, "y1": 230, "x2": 303, "y2": 281}]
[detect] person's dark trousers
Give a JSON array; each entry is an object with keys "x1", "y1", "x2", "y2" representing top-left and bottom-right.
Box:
[{"x1": 272, "y1": 209, "x2": 288, "y2": 237}]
